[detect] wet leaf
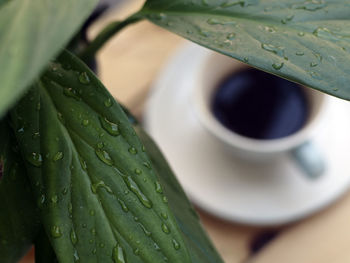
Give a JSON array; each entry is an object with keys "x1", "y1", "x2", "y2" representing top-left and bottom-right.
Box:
[
  {"x1": 0, "y1": 0, "x2": 98, "y2": 116},
  {"x1": 134, "y1": 124, "x2": 224, "y2": 263},
  {"x1": 10, "y1": 50, "x2": 191, "y2": 263},
  {"x1": 142, "y1": 0, "x2": 350, "y2": 100}
]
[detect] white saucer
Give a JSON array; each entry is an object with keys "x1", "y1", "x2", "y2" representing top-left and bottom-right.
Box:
[{"x1": 144, "y1": 42, "x2": 350, "y2": 226}]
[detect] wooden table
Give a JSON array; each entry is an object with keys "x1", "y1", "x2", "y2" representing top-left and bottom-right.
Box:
[{"x1": 21, "y1": 1, "x2": 350, "y2": 262}]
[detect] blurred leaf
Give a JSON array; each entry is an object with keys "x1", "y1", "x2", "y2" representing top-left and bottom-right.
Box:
[{"x1": 0, "y1": 0, "x2": 98, "y2": 116}]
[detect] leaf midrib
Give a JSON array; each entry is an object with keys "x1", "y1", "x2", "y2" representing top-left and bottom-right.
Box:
[
  {"x1": 40, "y1": 82, "x2": 169, "y2": 262},
  {"x1": 43, "y1": 75, "x2": 173, "y2": 233},
  {"x1": 39, "y1": 82, "x2": 126, "y2": 261}
]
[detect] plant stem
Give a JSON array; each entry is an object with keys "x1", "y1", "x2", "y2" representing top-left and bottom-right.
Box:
[{"x1": 79, "y1": 13, "x2": 143, "y2": 62}]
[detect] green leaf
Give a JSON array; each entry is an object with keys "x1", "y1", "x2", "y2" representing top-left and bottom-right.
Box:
[
  {"x1": 134, "y1": 124, "x2": 224, "y2": 263},
  {"x1": 0, "y1": 0, "x2": 98, "y2": 116},
  {"x1": 0, "y1": 120, "x2": 40, "y2": 263},
  {"x1": 119, "y1": 105, "x2": 222, "y2": 262},
  {"x1": 10, "y1": 50, "x2": 191, "y2": 263},
  {"x1": 142, "y1": 0, "x2": 350, "y2": 100}
]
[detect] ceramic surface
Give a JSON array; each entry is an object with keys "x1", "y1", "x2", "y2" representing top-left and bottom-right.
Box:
[{"x1": 144, "y1": 42, "x2": 350, "y2": 225}]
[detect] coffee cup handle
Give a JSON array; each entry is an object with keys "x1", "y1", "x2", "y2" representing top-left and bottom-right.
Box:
[{"x1": 291, "y1": 141, "x2": 326, "y2": 179}]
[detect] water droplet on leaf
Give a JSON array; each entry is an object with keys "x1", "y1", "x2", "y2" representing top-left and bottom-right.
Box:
[
  {"x1": 313, "y1": 52, "x2": 323, "y2": 61},
  {"x1": 123, "y1": 176, "x2": 152, "y2": 208},
  {"x1": 161, "y1": 223, "x2": 170, "y2": 234},
  {"x1": 281, "y1": 14, "x2": 294, "y2": 24},
  {"x1": 95, "y1": 148, "x2": 113, "y2": 166},
  {"x1": 99, "y1": 117, "x2": 120, "y2": 136},
  {"x1": 37, "y1": 194, "x2": 46, "y2": 209},
  {"x1": 292, "y1": 0, "x2": 326, "y2": 11},
  {"x1": 263, "y1": 26, "x2": 276, "y2": 33},
  {"x1": 73, "y1": 250, "x2": 80, "y2": 262},
  {"x1": 220, "y1": 0, "x2": 256, "y2": 8},
  {"x1": 78, "y1": 72, "x2": 90, "y2": 84},
  {"x1": 312, "y1": 27, "x2": 348, "y2": 41},
  {"x1": 63, "y1": 88, "x2": 80, "y2": 101},
  {"x1": 207, "y1": 18, "x2": 236, "y2": 26},
  {"x1": 68, "y1": 203, "x2": 73, "y2": 214},
  {"x1": 62, "y1": 187, "x2": 68, "y2": 195},
  {"x1": 154, "y1": 243, "x2": 161, "y2": 250},
  {"x1": 172, "y1": 239, "x2": 180, "y2": 250},
  {"x1": 53, "y1": 152, "x2": 63, "y2": 162},
  {"x1": 27, "y1": 152, "x2": 42, "y2": 167},
  {"x1": 309, "y1": 71, "x2": 322, "y2": 80},
  {"x1": 161, "y1": 212, "x2": 168, "y2": 220},
  {"x1": 79, "y1": 156, "x2": 87, "y2": 171},
  {"x1": 199, "y1": 30, "x2": 210, "y2": 37},
  {"x1": 91, "y1": 181, "x2": 113, "y2": 194},
  {"x1": 261, "y1": 43, "x2": 285, "y2": 58},
  {"x1": 104, "y1": 98, "x2": 113, "y2": 107},
  {"x1": 221, "y1": 0, "x2": 241, "y2": 7},
  {"x1": 82, "y1": 119, "x2": 89, "y2": 126},
  {"x1": 155, "y1": 181, "x2": 163, "y2": 194},
  {"x1": 32, "y1": 132, "x2": 40, "y2": 139},
  {"x1": 70, "y1": 229, "x2": 78, "y2": 245},
  {"x1": 139, "y1": 223, "x2": 152, "y2": 237},
  {"x1": 51, "y1": 226, "x2": 62, "y2": 238},
  {"x1": 272, "y1": 62, "x2": 284, "y2": 70},
  {"x1": 51, "y1": 195, "x2": 58, "y2": 204},
  {"x1": 128, "y1": 147, "x2": 137, "y2": 155},
  {"x1": 113, "y1": 244, "x2": 126, "y2": 263},
  {"x1": 227, "y1": 33, "x2": 236, "y2": 40},
  {"x1": 118, "y1": 198, "x2": 129, "y2": 212}
]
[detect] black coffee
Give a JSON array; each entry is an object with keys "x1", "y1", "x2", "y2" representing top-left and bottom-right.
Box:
[{"x1": 211, "y1": 68, "x2": 309, "y2": 140}]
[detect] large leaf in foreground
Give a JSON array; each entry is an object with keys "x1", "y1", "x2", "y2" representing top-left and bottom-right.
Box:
[
  {"x1": 134, "y1": 125, "x2": 223, "y2": 263},
  {"x1": 10, "y1": 50, "x2": 191, "y2": 263},
  {"x1": 0, "y1": 0, "x2": 98, "y2": 116},
  {"x1": 0, "y1": 121, "x2": 39, "y2": 262},
  {"x1": 142, "y1": 0, "x2": 350, "y2": 100}
]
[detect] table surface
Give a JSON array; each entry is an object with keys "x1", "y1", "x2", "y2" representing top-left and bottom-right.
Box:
[{"x1": 21, "y1": 1, "x2": 350, "y2": 262}]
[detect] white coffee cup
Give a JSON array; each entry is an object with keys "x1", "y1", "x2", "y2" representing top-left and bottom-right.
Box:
[{"x1": 192, "y1": 51, "x2": 328, "y2": 179}]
